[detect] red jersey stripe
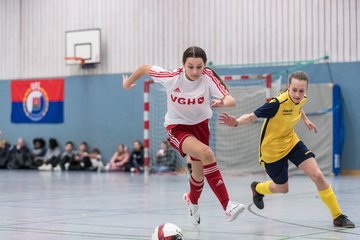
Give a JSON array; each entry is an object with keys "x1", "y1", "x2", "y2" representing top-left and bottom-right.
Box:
[
  {"x1": 204, "y1": 70, "x2": 228, "y2": 96},
  {"x1": 149, "y1": 68, "x2": 182, "y2": 78}
]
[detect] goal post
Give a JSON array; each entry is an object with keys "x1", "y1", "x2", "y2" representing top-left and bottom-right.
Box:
[
  {"x1": 222, "y1": 74, "x2": 273, "y2": 102},
  {"x1": 143, "y1": 79, "x2": 154, "y2": 179}
]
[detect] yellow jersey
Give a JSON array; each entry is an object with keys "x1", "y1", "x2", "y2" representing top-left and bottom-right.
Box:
[{"x1": 254, "y1": 91, "x2": 307, "y2": 163}]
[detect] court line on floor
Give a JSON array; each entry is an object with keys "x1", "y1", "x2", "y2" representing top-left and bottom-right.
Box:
[
  {"x1": 0, "y1": 226, "x2": 149, "y2": 239},
  {"x1": 247, "y1": 204, "x2": 359, "y2": 237}
]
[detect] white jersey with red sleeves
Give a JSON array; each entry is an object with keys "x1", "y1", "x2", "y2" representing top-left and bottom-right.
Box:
[{"x1": 149, "y1": 65, "x2": 229, "y2": 127}]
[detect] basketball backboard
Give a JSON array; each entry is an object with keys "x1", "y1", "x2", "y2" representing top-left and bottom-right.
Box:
[{"x1": 65, "y1": 28, "x2": 101, "y2": 66}]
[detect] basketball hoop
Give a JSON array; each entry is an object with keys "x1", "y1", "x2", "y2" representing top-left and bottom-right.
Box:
[
  {"x1": 64, "y1": 57, "x2": 96, "y2": 69},
  {"x1": 64, "y1": 57, "x2": 86, "y2": 65},
  {"x1": 65, "y1": 28, "x2": 100, "y2": 69}
]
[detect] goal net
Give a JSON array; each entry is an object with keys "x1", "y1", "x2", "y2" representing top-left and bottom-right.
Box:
[
  {"x1": 146, "y1": 74, "x2": 335, "y2": 175},
  {"x1": 210, "y1": 75, "x2": 282, "y2": 175}
]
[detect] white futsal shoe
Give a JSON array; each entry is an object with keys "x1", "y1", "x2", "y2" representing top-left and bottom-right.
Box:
[
  {"x1": 183, "y1": 192, "x2": 200, "y2": 226},
  {"x1": 225, "y1": 200, "x2": 245, "y2": 222},
  {"x1": 38, "y1": 164, "x2": 52, "y2": 171}
]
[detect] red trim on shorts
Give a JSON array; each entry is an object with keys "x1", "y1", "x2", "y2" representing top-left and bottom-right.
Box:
[
  {"x1": 166, "y1": 124, "x2": 176, "y2": 130},
  {"x1": 167, "y1": 119, "x2": 209, "y2": 131},
  {"x1": 189, "y1": 157, "x2": 201, "y2": 161}
]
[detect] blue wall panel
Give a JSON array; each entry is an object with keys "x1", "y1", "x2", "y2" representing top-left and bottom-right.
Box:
[
  {"x1": 1, "y1": 63, "x2": 359, "y2": 170},
  {"x1": 0, "y1": 74, "x2": 145, "y2": 161}
]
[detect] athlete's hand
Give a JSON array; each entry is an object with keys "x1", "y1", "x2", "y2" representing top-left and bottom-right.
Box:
[
  {"x1": 218, "y1": 112, "x2": 238, "y2": 127},
  {"x1": 304, "y1": 118, "x2": 317, "y2": 134},
  {"x1": 122, "y1": 75, "x2": 136, "y2": 90},
  {"x1": 211, "y1": 99, "x2": 224, "y2": 108}
]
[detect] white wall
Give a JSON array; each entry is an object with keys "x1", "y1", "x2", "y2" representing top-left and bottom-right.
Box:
[
  {"x1": 0, "y1": 0, "x2": 359, "y2": 79},
  {"x1": 0, "y1": 0, "x2": 20, "y2": 78}
]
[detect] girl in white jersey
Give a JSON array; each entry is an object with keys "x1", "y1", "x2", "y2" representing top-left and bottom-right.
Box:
[{"x1": 123, "y1": 46, "x2": 245, "y2": 225}]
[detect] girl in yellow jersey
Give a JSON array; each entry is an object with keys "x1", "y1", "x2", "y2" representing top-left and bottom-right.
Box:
[{"x1": 219, "y1": 71, "x2": 354, "y2": 228}]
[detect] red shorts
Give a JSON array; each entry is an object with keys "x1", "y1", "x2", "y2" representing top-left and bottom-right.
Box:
[{"x1": 166, "y1": 120, "x2": 210, "y2": 161}]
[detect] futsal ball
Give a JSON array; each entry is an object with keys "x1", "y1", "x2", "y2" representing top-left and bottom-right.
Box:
[{"x1": 151, "y1": 223, "x2": 184, "y2": 240}]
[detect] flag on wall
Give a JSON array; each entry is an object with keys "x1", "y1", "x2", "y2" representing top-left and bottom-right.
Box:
[{"x1": 11, "y1": 79, "x2": 64, "y2": 123}]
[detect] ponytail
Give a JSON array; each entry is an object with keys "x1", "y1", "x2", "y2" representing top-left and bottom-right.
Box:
[{"x1": 205, "y1": 67, "x2": 229, "y2": 91}]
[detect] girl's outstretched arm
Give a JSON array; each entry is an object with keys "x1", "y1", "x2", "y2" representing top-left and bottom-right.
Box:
[
  {"x1": 211, "y1": 95, "x2": 236, "y2": 108},
  {"x1": 122, "y1": 65, "x2": 152, "y2": 90},
  {"x1": 219, "y1": 112, "x2": 257, "y2": 127}
]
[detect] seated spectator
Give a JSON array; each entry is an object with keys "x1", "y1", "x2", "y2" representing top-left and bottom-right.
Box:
[
  {"x1": 124, "y1": 140, "x2": 144, "y2": 173},
  {"x1": 0, "y1": 139, "x2": 11, "y2": 169},
  {"x1": 106, "y1": 144, "x2": 129, "y2": 171},
  {"x1": 57, "y1": 141, "x2": 76, "y2": 171},
  {"x1": 69, "y1": 141, "x2": 91, "y2": 170},
  {"x1": 89, "y1": 148, "x2": 104, "y2": 171},
  {"x1": 8, "y1": 137, "x2": 33, "y2": 169},
  {"x1": 31, "y1": 137, "x2": 46, "y2": 167},
  {"x1": 38, "y1": 138, "x2": 62, "y2": 171},
  {"x1": 151, "y1": 141, "x2": 178, "y2": 174}
]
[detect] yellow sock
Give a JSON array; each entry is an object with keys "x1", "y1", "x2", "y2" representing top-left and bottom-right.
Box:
[
  {"x1": 319, "y1": 186, "x2": 342, "y2": 219},
  {"x1": 255, "y1": 180, "x2": 273, "y2": 195}
]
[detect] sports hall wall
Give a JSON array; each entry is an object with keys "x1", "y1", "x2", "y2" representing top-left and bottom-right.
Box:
[
  {"x1": 1, "y1": 0, "x2": 360, "y2": 79},
  {"x1": 0, "y1": 74, "x2": 145, "y2": 163},
  {"x1": 0, "y1": 0, "x2": 359, "y2": 172},
  {"x1": 1, "y1": 63, "x2": 359, "y2": 172}
]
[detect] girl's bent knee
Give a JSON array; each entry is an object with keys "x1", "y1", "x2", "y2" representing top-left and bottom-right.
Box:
[
  {"x1": 312, "y1": 170, "x2": 325, "y2": 183},
  {"x1": 200, "y1": 148, "x2": 215, "y2": 164}
]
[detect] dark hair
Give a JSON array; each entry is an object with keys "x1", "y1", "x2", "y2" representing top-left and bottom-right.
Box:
[
  {"x1": 48, "y1": 138, "x2": 58, "y2": 149},
  {"x1": 91, "y1": 148, "x2": 101, "y2": 154},
  {"x1": 182, "y1": 46, "x2": 229, "y2": 91},
  {"x1": 133, "y1": 140, "x2": 143, "y2": 149},
  {"x1": 65, "y1": 141, "x2": 74, "y2": 147},
  {"x1": 33, "y1": 137, "x2": 46, "y2": 148},
  {"x1": 288, "y1": 71, "x2": 309, "y2": 85},
  {"x1": 182, "y1": 46, "x2": 207, "y2": 64}
]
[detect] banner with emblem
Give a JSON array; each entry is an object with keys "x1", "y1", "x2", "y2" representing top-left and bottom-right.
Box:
[{"x1": 11, "y1": 79, "x2": 64, "y2": 123}]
